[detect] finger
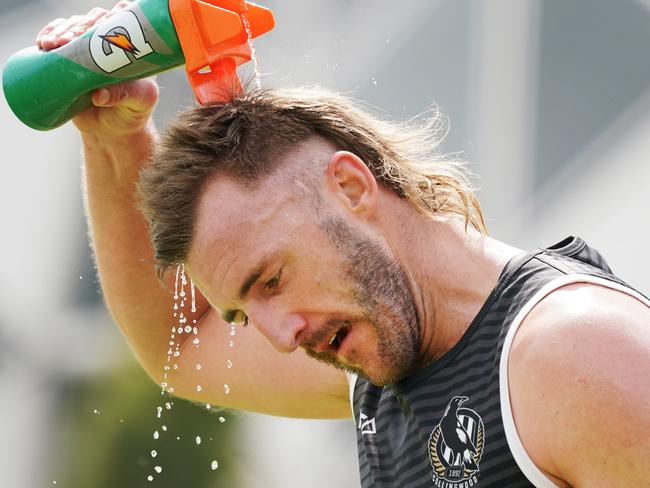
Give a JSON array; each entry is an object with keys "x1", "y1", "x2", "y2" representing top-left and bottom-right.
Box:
[
  {"x1": 62, "y1": 7, "x2": 109, "y2": 41},
  {"x1": 109, "y1": 0, "x2": 131, "y2": 15},
  {"x1": 36, "y1": 17, "x2": 66, "y2": 49},
  {"x1": 41, "y1": 14, "x2": 84, "y2": 49}
]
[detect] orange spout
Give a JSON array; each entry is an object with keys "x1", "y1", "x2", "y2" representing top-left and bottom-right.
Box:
[{"x1": 168, "y1": 0, "x2": 274, "y2": 104}]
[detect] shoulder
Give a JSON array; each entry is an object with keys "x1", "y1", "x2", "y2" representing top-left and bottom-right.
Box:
[{"x1": 508, "y1": 281, "x2": 650, "y2": 486}]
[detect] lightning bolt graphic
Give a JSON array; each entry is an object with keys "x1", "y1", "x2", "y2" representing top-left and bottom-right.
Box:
[{"x1": 100, "y1": 32, "x2": 139, "y2": 54}]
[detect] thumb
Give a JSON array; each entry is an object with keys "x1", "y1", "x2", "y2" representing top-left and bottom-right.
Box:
[{"x1": 91, "y1": 78, "x2": 159, "y2": 112}]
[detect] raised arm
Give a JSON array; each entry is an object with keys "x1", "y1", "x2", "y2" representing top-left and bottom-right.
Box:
[{"x1": 37, "y1": 3, "x2": 351, "y2": 418}]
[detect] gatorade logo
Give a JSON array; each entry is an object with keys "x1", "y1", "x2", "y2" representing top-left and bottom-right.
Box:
[{"x1": 89, "y1": 10, "x2": 154, "y2": 73}]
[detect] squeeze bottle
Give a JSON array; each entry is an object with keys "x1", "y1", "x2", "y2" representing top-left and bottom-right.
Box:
[{"x1": 2, "y1": 0, "x2": 274, "y2": 130}]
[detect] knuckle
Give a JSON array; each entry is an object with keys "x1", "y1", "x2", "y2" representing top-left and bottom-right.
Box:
[
  {"x1": 48, "y1": 17, "x2": 66, "y2": 28},
  {"x1": 87, "y1": 7, "x2": 106, "y2": 16}
]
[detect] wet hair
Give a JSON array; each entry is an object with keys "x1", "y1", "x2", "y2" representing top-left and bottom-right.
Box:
[{"x1": 138, "y1": 86, "x2": 486, "y2": 277}]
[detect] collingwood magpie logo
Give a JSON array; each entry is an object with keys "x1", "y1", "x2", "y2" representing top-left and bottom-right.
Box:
[{"x1": 428, "y1": 396, "x2": 485, "y2": 487}]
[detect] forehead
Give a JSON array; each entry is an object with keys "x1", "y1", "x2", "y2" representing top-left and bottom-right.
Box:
[{"x1": 186, "y1": 137, "x2": 335, "y2": 290}]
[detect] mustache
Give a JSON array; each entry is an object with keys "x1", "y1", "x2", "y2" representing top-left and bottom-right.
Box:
[{"x1": 300, "y1": 318, "x2": 353, "y2": 349}]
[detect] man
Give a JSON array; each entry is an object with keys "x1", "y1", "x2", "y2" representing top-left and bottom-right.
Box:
[{"x1": 37, "y1": 4, "x2": 650, "y2": 487}]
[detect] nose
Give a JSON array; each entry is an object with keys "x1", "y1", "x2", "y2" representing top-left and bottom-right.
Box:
[{"x1": 248, "y1": 304, "x2": 308, "y2": 353}]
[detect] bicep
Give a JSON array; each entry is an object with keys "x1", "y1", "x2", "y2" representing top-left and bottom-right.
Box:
[{"x1": 168, "y1": 308, "x2": 352, "y2": 419}]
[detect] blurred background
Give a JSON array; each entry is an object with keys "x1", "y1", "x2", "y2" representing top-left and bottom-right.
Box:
[{"x1": 1, "y1": 0, "x2": 649, "y2": 486}]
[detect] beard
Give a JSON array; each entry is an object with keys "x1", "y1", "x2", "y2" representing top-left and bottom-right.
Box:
[{"x1": 305, "y1": 216, "x2": 422, "y2": 385}]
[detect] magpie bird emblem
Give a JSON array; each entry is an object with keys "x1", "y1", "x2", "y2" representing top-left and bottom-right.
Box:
[{"x1": 428, "y1": 395, "x2": 485, "y2": 484}]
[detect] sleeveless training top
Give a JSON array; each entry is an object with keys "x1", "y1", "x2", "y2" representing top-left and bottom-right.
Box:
[{"x1": 350, "y1": 236, "x2": 649, "y2": 488}]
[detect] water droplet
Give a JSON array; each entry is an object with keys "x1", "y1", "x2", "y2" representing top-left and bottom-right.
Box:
[
  {"x1": 165, "y1": 402, "x2": 172, "y2": 410},
  {"x1": 211, "y1": 460, "x2": 219, "y2": 470},
  {"x1": 229, "y1": 341, "x2": 234, "y2": 348},
  {"x1": 168, "y1": 387, "x2": 174, "y2": 393},
  {"x1": 226, "y1": 360, "x2": 233, "y2": 369},
  {"x1": 176, "y1": 436, "x2": 181, "y2": 440},
  {"x1": 193, "y1": 326, "x2": 198, "y2": 334},
  {"x1": 206, "y1": 404, "x2": 212, "y2": 410},
  {"x1": 120, "y1": 419, "x2": 124, "y2": 423},
  {"x1": 195, "y1": 436, "x2": 201, "y2": 445},
  {"x1": 173, "y1": 364, "x2": 179, "y2": 370},
  {"x1": 372, "y1": 77, "x2": 378, "y2": 85},
  {"x1": 162, "y1": 425, "x2": 168, "y2": 431},
  {"x1": 153, "y1": 431, "x2": 159, "y2": 440},
  {"x1": 53, "y1": 482, "x2": 56, "y2": 485},
  {"x1": 156, "y1": 406, "x2": 162, "y2": 418},
  {"x1": 173, "y1": 351, "x2": 180, "y2": 357},
  {"x1": 193, "y1": 338, "x2": 200, "y2": 345},
  {"x1": 151, "y1": 450, "x2": 157, "y2": 458},
  {"x1": 196, "y1": 364, "x2": 202, "y2": 370},
  {"x1": 218, "y1": 416, "x2": 226, "y2": 423},
  {"x1": 147, "y1": 475, "x2": 153, "y2": 482},
  {"x1": 196, "y1": 385, "x2": 202, "y2": 392},
  {"x1": 184, "y1": 325, "x2": 192, "y2": 333},
  {"x1": 154, "y1": 466, "x2": 162, "y2": 474},
  {"x1": 93, "y1": 409, "x2": 99, "y2": 415},
  {"x1": 223, "y1": 384, "x2": 230, "y2": 394}
]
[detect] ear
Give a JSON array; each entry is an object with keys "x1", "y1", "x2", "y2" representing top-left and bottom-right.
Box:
[{"x1": 324, "y1": 151, "x2": 378, "y2": 217}]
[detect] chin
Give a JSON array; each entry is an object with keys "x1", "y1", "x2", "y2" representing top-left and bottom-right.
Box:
[{"x1": 353, "y1": 364, "x2": 409, "y2": 387}]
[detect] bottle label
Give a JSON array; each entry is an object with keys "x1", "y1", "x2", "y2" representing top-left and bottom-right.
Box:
[
  {"x1": 55, "y1": 3, "x2": 176, "y2": 78},
  {"x1": 89, "y1": 9, "x2": 155, "y2": 73}
]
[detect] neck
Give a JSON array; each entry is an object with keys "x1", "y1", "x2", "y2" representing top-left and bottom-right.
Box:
[{"x1": 386, "y1": 213, "x2": 523, "y2": 366}]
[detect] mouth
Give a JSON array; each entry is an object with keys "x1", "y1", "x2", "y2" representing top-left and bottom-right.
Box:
[
  {"x1": 326, "y1": 325, "x2": 350, "y2": 352},
  {"x1": 304, "y1": 322, "x2": 352, "y2": 356}
]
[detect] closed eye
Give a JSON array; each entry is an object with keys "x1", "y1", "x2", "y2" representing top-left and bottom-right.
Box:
[
  {"x1": 264, "y1": 269, "x2": 283, "y2": 290},
  {"x1": 223, "y1": 309, "x2": 250, "y2": 328}
]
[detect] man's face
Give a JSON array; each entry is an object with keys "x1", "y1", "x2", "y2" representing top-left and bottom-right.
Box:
[{"x1": 186, "y1": 146, "x2": 422, "y2": 385}]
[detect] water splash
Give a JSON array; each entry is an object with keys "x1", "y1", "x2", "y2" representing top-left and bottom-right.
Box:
[{"x1": 242, "y1": 14, "x2": 262, "y2": 89}]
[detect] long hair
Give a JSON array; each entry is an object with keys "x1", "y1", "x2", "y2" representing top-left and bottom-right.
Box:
[{"x1": 138, "y1": 86, "x2": 486, "y2": 276}]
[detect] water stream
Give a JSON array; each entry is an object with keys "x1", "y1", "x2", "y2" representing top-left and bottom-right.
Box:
[{"x1": 242, "y1": 14, "x2": 263, "y2": 90}]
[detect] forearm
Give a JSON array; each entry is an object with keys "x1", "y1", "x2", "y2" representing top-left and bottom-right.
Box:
[{"x1": 81, "y1": 123, "x2": 208, "y2": 381}]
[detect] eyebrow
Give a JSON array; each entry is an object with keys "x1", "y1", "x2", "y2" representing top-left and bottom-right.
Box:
[{"x1": 238, "y1": 257, "x2": 271, "y2": 301}]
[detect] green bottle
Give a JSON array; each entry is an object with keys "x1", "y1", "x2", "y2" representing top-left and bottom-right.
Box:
[{"x1": 2, "y1": 0, "x2": 274, "y2": 131}]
